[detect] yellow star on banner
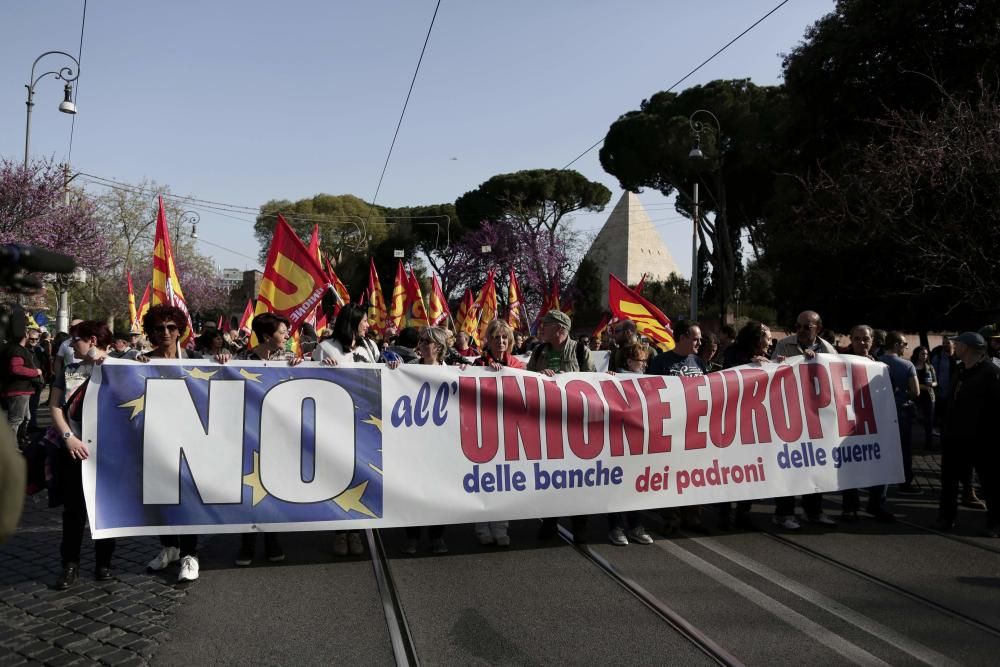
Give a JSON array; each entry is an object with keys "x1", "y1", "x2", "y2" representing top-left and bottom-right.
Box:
[
  {"x1": 239, "y1": 368, "x2": 262, "y2": 382},
  {"x1": 368, "y1": 463, "x2": 383, "y2": 475},
  {"x1": 118, "y1": 395, "x2": 145, "y2": 420},
  {"x1": 334, "y1": 481, "x2": 377, "y2": 518},
  {"x1": 242, "y1": 451, "x2": 268, "y2": 506},
  {"x1": 185, "y1": 367, "x2": 218, "y2": 380},
  {"x1": 362, "y1": 415, "x2": 382, "y2": 432}
]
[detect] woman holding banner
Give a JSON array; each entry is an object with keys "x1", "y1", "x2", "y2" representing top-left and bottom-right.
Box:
[
  {"x1": 313, "y1": 304, "x2": 378, "y2": 557},
  {"x1": 312, "y1": 304, "x2": 380, "y2": 365},
  {"x1": 50, "y1": 320, "x2": 117, "y2": 590},
  {"x1": 139, "y1": 305, "x2": 230, "y2": 583},
  {"x1": 387, "y1": 326, "x2": 453, "y2": 555},
  {"x1": 470, "y1": 320, "x2": 524, "y2": 547}
]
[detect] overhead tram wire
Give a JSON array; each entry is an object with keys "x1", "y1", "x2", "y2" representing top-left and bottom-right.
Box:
[
  {"x1": 79, "y1": 172, "x2": 454, "y2": 234},
  {"x1": 66, "y1": 0, "x2": 88, "y2": 163},
  {"x1": 560, "y1": 0, "x2": 794, "y2": 171},
  {"x1": 366, "y1": 0, "x2": 442, "y2": 218}
]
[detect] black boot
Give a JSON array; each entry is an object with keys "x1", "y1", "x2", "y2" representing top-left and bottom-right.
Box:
[{"x1": 54, "y1": 563, "x2": 79, "y2": 590}]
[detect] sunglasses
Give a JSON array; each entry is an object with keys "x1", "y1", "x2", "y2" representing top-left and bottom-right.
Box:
[{"x1": 152, "y1": 324, "x2": 179, "y2": 333}]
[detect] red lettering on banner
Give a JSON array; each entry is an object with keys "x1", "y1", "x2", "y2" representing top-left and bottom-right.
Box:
[
  {"x1": 682, "y1": 376, "x2": 709, "y2": 450},
  {"x1": 564, "y1": 380, "x2": 605, "y2": 459},
  {"x1": 707, "y1": 370, "x2": 740, "y2": 448},
  {"x1": 601, "y1": 379, "x2": 646, "y2": 457},
  {"x1": 637, "y1": 376, "x2": 672, "y2": 453},
  {"x1": 738, "y1": 368, "x2": 771, "y2": 444},
  {"x1": 501, "y1": 376, "x2": 542, "y2": 461},
  {"x1": 799, "y1": 363, "x2": 832, "y2": 439},
  {"x1": 459, "y1": 377, "x2": 496, "y2": 463},
  {"x1": 850, "y1": 364, "x2": 878, "y2": 435},
  {"x1": 542, "y1": 379, "x2": 565, "y2": 459},
  {"x1": 829, "y1": 362, "x2": 855, "y2": 436},
  {"x1": 769, "y1": 365, "x2": 803, "y2": 442}
]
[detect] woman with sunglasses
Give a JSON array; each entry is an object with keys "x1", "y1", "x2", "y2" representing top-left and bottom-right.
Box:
[
  {"x1": 139, "y1": 304, "x2": 230, "y2": 583},
  {"x1": 386, "y1": 326, "x2": 453, "y2": 554},
  {"x1": 50, "y1": 320, "x2": 117, "y2": 589}
]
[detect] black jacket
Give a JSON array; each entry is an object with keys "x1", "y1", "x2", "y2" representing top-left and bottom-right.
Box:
[{"x1": 943, "y1": 358, "x2": 1000, "y2": 448}]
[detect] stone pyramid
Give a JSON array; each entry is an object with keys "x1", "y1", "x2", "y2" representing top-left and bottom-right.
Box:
[{"x1": 582, "y1": 191, "x2": 682, "y2": 306}]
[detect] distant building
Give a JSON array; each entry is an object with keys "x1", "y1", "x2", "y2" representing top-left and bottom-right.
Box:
[
  {"x1": 219, "y1": 268, "x2": 244, "y2": 293},
  {"x1": 581, "y1": 192, "x2": 682, "y2": 306}
]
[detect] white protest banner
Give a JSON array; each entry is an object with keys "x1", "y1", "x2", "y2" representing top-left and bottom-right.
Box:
[{"x1": 82, "y1": 356, "x2": 902, "y2": 538}]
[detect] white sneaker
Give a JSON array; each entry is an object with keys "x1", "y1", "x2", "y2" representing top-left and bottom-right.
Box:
[
  {"x1": 146, "y1": 546, "x2": 180, "y2": 572},
  {"x1": 627, "y1": 526, "x2": 654, "y2": 545},
  {"x1": 494, "y1": 533, "x2": 510, "y2": 547},
  {"x1": 177, "y1": 556, "x2": 199, "y2": 583},
  {"x1": 609, "y1": 527, "x2": 629, "y2": 546},
  {"x1": 333, "y1": 533, "x2": 349, "y2": 556},
  {"x1": 772, "y1": 515, "x2": 801, "y2": 530},
  {"x1": 347, "y1": 532, "x2": 365, "y2": 556},
  {"x1": 809, "y1": 513, "x2": 837, "y2": 526}
]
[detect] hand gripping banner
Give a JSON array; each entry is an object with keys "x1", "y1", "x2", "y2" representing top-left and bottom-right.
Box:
[{"x1": 82, "y1": 356, "x2": 903, "y2": 538}]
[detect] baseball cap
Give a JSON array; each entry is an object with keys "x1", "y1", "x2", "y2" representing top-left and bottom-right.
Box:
[{"x1": 951, "y1": 331, "x2": 987, "y2": 348}]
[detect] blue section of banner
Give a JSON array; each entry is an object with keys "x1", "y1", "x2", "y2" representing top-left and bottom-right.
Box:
[{"x1": 93, "y1": 363, "x2": 383, "y2": 531}]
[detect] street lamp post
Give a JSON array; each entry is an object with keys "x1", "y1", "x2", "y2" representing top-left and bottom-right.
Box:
[
  {"x1": 24, "y1": 51, "x2": 80, "y2": 167},
  {"x1": 688, "y1": 109, "x2": 723, "y2": 323}
]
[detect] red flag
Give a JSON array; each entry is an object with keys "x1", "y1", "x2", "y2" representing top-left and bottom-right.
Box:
[
  {"x1": 456, "y1": 289, "x2": 477, "y2": 338},
  {"x1": 388, "y1": 260, "x2": 408, "y2": 331},
  {"x1": 221, "y1": 313, "x2": 232, "y2": 333},
  {"x1": 475, "y1": 270, "x2": 498, "y2": 345},
  {"x1": 238, "y1": 299, "x2": 254, "y2": 332},
  {"x1": 591, "y1": 312, "x2": 611, "y2": 340},
  {"x1": 367, "y1": 259, "x2": 387, "y2": 333},
  {"x1": 252, "y1": 214, "x2": 330, "y2": 339},
  {"x1": 426, "y1": 274, "x2": 450, "y2": 326},
  {"x1": 216, "y1": 314, "x2": 223, "y2": 329},
  {"x1": 506, "y1": 269, "x2": 524, "y2": 330},
  {"x1": 325, "y1": 258, "x2": 349, "y2": 305},
  {"x1": 608, "y1": 273, "x2": 675, "y2": 351},
  {"x1": 406, "y1": 266, "x2": 430, "y2": 328},
  {"x1": 135, "y1": 282, "x2": 151, "y2": 333}
]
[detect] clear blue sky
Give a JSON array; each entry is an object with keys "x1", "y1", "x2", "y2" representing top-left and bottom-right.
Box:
[{"x1": 2, "y1": 0, "x2": 833, "y2": 280}]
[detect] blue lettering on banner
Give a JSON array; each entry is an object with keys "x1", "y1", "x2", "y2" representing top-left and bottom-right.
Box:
[{"x1": 390, "y1": 381, "x2": 451, "y2": 428}]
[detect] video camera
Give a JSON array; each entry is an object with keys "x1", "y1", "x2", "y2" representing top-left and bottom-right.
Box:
[{"x1": 0, "y1": 243, "x2": 76, "y2": 343}]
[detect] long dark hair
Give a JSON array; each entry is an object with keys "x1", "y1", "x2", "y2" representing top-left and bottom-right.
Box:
[{"x1": 332, "y1": 304, "x2": 366, "y2": 350}]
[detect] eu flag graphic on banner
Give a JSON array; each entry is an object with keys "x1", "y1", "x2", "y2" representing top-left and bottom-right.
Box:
[{"x1": 90, "y1": 362, "x2": 383, "y2": 534}]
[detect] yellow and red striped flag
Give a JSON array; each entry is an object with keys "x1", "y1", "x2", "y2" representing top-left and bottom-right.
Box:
[
  {"x1": 151, "y1": 196, "x2": 195, "y2": 347},
  {"x1": 427, "y1": 274, "x2": 450, "y2": 326},
  {"x1": 367, "y1": 259, "x2": 387, "y2": 334},
  {"x1": 388, "y1": 260, "x2": 408, "y2": 332}
]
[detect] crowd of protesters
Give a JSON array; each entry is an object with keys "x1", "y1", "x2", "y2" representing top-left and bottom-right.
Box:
[{"x1": 4, "y1": 303, "x2": 997, "y2": 592}]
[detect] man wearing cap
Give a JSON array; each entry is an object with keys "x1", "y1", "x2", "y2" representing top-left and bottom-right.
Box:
[
  {"x1": 528, "y1": 310, "x2": 595, "y2": 542},
  {"x1": 979, "y1": 325, "x2": 1000, "y2": 368},
  {"x1": 527, "y1": 310, "x2": 595, "y2": 376},
  {"x1": 934, "y1": 332, "x2": 1000, "y2": 537}
]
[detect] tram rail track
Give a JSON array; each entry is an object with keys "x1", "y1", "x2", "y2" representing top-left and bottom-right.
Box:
[
  {"x1": 758, "y1": 528, "x2": 1000, "y2": 639},
  {"x1": 558, "y1": 523, "x2": 745, "y2": 667},
  {"x1": 366, "y1": 529, "x2": 420, "y2": 667}
]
